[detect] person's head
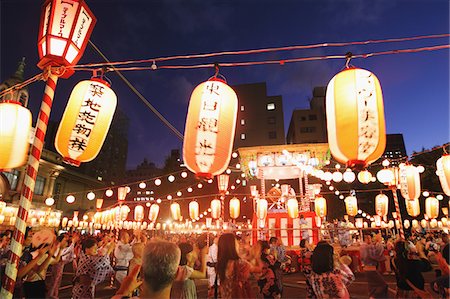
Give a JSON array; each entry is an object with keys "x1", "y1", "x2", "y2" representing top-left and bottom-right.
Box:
[
  {"x1": 311, "y1": 241, "x2": 334, "y2": 274},
  {"x1": 269, "y1": 237, "x2": 278, "y2": 245},
  {"x1": 178, "y1": 242, "x2": 194, "y2": 266},
  {"x1": 57, "y1": 233, "x2": 68, "y2": 248},
  {"x1": 364, "y1": 234, "x2": 372, "y2": 245},
  {"x1": 120, "y1": 231, "x2": 130, "y2": 244},
  {"x1": 141, "y1": 241, "x2": 180, "y2": 296},
  {"x1": 300, "y1": 239, "x2": 309, "y2": 249},
  {"x1": 132, "y1": 242, "x2": 145, "y2": 259},
  {"x1": 217, "y1": 233, "x2": 240, "y2": 281},
  {"x1": 82, "y1": 238, "x2": 98, "y2": 255},
  {"x1": 259, "y1": 240, "x2": 270, "y2": 255}
]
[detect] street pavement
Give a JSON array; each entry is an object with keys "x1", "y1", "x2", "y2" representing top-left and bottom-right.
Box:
[{"x1": 56, "y1": 268, "x2": 440, "y2": 298}]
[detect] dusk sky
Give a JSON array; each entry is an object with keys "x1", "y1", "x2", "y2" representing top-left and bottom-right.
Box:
[{"x1": 1, "y1": 0, "x2": 449, "y2": 170}]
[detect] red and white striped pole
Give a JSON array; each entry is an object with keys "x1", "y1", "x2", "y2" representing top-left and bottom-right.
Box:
[
  {"x1": 390, "y1": 186, "x2": 405, "y2": 240},
  {"x1": 1, "y1": 72, "x2": 58, "y2": 298}
]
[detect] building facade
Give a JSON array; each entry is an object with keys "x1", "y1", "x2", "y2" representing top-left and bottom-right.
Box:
[
  {"x1": 232, "y1": 82, "x2": 285, "y2": 149},
  {"x1": 379, "y1": 133, "x2": 407, "y2": 165}
]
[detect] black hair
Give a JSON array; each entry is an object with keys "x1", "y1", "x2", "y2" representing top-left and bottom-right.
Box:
[
  {"x1": 81, "y1": 238, "x2": 97, "y2": 252},
  {"x1": 269, "y1": 237, "x2": 278, "y2": 244},
  {"x1": 300, "y1": 239, "x2": 307, "y2": 248},
  {"x1": 178, "y1": 242, "x2": 193, "y2": 266},
  {"x1": 57, "y1": 233, "x2": 66, "y2": 243},
  {"x1": 217, "y1": 233, "x2": 240, "y2": 282},
  {"x1": 311, "y1": 241, "x2": 334, "y2": 274}
]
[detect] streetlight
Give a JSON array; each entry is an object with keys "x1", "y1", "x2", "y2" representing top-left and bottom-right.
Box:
[{"x1": 2, "y1": 1, "x2": 96, "y2": 297}]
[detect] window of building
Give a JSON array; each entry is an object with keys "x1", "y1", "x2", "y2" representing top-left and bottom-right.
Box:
[
  {"x1": 267, "y1": 117, "x2": 276, "y2": 124},
  {"x1": 308, "y1": 114, "x2": 317, "y2": 121},
  {"x1": 241, "y1": 119, "x2": 245, "y2": 125},
  {"x1": 300, "y1": 127, "x2": 316, "y2": 133},
  {"x1": 241, "y1": 133, "x2": 246, "y2": 140},
  {"x1": 34, "y1": 175, "x2": 46, "y2": 196},
  {"x1": 268, "y1": 131, "x2": 277, "y2": 139},
  {"x1": 240, "y1": 105, "x2": 245, "y2": 111},
  {"x1": 300, "y1": 116, "x2": 306, "y2": 121},
  {"x1": 3, "y1": 170, "x2": 20, "y2": 190},
  {"x1": 267, "y1": 103, "x2": 275, "y2": 111}
]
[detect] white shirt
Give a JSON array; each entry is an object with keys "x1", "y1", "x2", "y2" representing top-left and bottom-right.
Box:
[{"x1": 114, "y1": 241, "x2": 133, "y2": 268}]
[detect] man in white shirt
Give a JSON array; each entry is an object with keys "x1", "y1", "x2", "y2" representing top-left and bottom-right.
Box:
[{"x1": 114, "y1": 231, "x2": 134, "y2": 283}]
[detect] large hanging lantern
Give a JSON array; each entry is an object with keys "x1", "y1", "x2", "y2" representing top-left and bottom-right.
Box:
[
  {"x1": 210, "y1": 199, "x2": 221, "y2": 219},
  {"x1": 183, "y1": 78, "x2": 238, "y2": 179},
  {"x1": 399, "y1": 164, "x2": 421, "y2": 200},
  {"x1": 229, "y1": 197, "x2": 240, "y2": 219},
  {"x1": 345, "y1": 196, "x2": 358, "y2": 216},
  {"x1": 436, "y1": 155, "x2": 450, "y2": 196},
  {"x1": 55, "y1": 78, "x2": 117, "y2": 166},
  {"x1": 189, "y1": 201, "x2": 199, "y2": 220},
  {"x1": 256, "y1": 198, "x2": 268, "y2": 220},
  {"x1": 326, "y1": 67, "x2": 386, "y2": 168},
  {"x1": 405, "y1": 198, "x2": 420, "y2": 217},
  {"x1": 375, "y1": 194, "x2": 389, "y2": 217},
  {"x1": 0, "y1": 102, "x2": 32, "y2": 169},
  {"x1": 425, "y1": 197, "x2": 439, "y2": 219},
  {"x1": 149, "y1": 204, "x2": 159, "y2": 222},
  {"x1": 170, "y1": 202, "x2": 181, "y2": 221},
  {"x1": 314, "y1": 196, "x2": 327, "y2": 217},
  {"x1": 37, "y1": 0, "x2": 96, "y2": 78},
  {"x1": 287, "y1": 198, "x2": 299, "y2": 218},
  {"x1": 134, "y1": 205, "x2": 144, "y2": 221}
]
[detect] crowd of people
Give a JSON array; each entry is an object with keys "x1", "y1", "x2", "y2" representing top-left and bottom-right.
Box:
[{"x1": 0, "y1": 227, "x2": 448, "y2": 298}]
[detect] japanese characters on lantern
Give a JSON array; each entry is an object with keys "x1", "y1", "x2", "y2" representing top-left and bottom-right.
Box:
[
  {"x1": 55, "y1": 79, "x2": 117, "y2": 166},
  {"x1": 314, "y1": 196, "x2": 327, "y2": 218},
  {"x1": 344, "y1": 196, "x2": 358, "y2": 216},
  {"x1": 183, "y1": 78, "x2": 238, "y2": 179},
  {"x1": 399, "y1": 164, "x2": 421, "y2": 200},
  {"x1": 375, "y1": 194, "x2": 389, "y2": 217},
  {"x1": 326, "y1": 68, "x2": 386, "y2": 168},
  {"x1": 405, "y1": 198, "x2": 420, "y2": 217},
  {"x1": 425, "y1": 197, "x2": 439, "y2": 219}
]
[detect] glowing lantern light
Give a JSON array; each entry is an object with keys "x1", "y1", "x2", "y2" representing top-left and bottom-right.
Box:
[
  {"x1": 45, "y1": 197, "x2": 55, "y2": 206},
  {"x1": 358, "y1": 170, "x2": 372, "y2": 184},
  {"x1": 229, "y1": 197, "x2": 240, "y2": 219},
  {"x1": 404, "y1": 219, "x2": 411, "y2": 229},
  {"x1": 355, "y1": 218, "x2": 363, "y2": 228},
  {"x1": 425, "y1": 197, "x2": 439, "y2": 219},
  {"x1": 345, "y1": 196, "x2": 358, "y2": 216},
  {"x1": 430, "y1": 219, "x2": 438, "y2": 228},
  {"x1": 377, "y1": 168, "x2": 395, "y2": 184},
  {"x1": 62, "y1": 217, "x2": 68, "y2": 228},
  {"x1": 210, "y1": 199, "x2": 221, "y2": 219},
  {"x1": 0, "y1": 201, "x2": 5, "y2": 215},
  {"x1": 55, "y1": 78, "x2": 117, "y2": 166},
  {"x1": 217, "y1": 174, "x2": 230, "y2": 193},
  {"x1": 66, "y1": 195, "x2": 75, "y2": 204},
  {"x1": 436, "y1": 155, "x2": 450, "y2": 196},
  {"x1": 120, "y1": 205, "x2": 130, "y2": 220},
  {"x1": 399, "y1": 164, "x2": 421, "y2": 200},
  {"x1": 134, "y1": 205, "x2": 144, "y2": 221},
  {"x1": 287, "y1": 198, "x2": 299, "y2": 218},
  {"x1": 105, "y1": 189, "x2": 113, "y2": 197},
  {"x1": 332, "y1": 171, "x2": 343, "y2": 183},
  {"x1": 170, "y1": 202, "x2": 181, "y2": 221},
  {"x1": 374, "y1": 215, "x2": 382, "y2": 227},
  {"x1": 405, "y1": 198, "x2": 420, "y2": 217},
  {"x1": 0, "y1": 102, "x2": 32, "y2": 169},
  {"x1": 326, "y1": 68, "x2": 386, "y2": 168},
  {"x1": 117, "y1": 186, "x2": 127, "y2": 201},
  {"x1": 315, "y1": 196, "x2": 327, "y2": 218},
  {"x1": 149, "y1": 204, "x2": 159, "y2": 222},
  {"x1": 37, "y1": 0, "x2": 97, "y2": 78},
  {"x1": 183, "y1": 78, "x2": 238, "y2": 179},
  {"x1": 421, "y1": 219, "x2": 428, "y2": 228},
  {"x1": 375, "y1": 194, "x2": 389, "y2": 217},
  {"x1": 343, "y1": 169, "x2": 356, "y2": 183},
  {"x1": 189, "y1": 201, "x2": 199, "y2": 220},
  {"x1": 87, "y1": 191, "x2": 95, "y2": 201},
  {"x1": 256, "y1": 199, "x2": 268, "y2": 220},
  {"x1": 96, "y1": 198, "x2": 103, "y2": 210},
  {"x1": 322, "y1": 172, "x2": 333, "y2": 182}
]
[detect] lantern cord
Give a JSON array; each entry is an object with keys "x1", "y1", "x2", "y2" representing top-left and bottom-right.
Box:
[
  {"x1": 0, "y1": 73, "x2": 43, "y2": 98},
  {"x1": 73, "y1": 33, "x2": 450, "y2": 69},
  {"x1": 88, "y1": 40, "x2": 184, "y2": 141}
]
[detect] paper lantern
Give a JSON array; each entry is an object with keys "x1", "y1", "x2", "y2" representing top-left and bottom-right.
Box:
[
  {"x1": 256, "y1": 199, "x2": 268, "y2": 220},
  {"x1": 96, "y1": 198, "x2": 103, "y2": 210},
  {"x1": 0, "y1": 102, "x2": 32, "y2": 169},
  {"x1": 120, "y1": 205, "x2": 130, "y2": 221},
  {"x1": 210, "y1": 199, "x2": 221, "y2": 219},
  {"x1": 0, "y1": 201, "x2": 6, "y2": 215},
  {"x1": 358, "y1": 170, "x2": 372, "y2": 184},
  {"x1": 170, "y1": 202, "x2": 181, "y2": 221},
  {"x1": 37, "y1": 0, "x2": 96, "y2": 78},
  {"x1": 436, "y1": 155, "x2": 450, "y2": 196},
  {"x1": 355, "y1": 218, "x2": 363, "y2": 228},
  {"x1": 405, "y1": 198, "x2": 420, "y2": 217},
  {"x1": 332, "y1": 171, "x2": 343, "y2": 183},
  {"x1": 375, "y1": 194, "x2": 389, "y2": 217},
  {"x1": 399, "y1": 164, "x2": 421, "y2": 200},
  {"x1": 314, "y1": 196, "x2": 327, "y2": 218},
  {"x1": 66, "y1": 195, "x2": 75, "y2": 203},
  {"x1": 86, "y1": 191, "x2": 95, "y2": 201},
  {"x1": 149, "y1": 204, "x2": 159, "y2": 222},
  {"x1": 117, "y1": 186, "x2": 127, "y2": 201},
  {"x1": 345, "y1": 196, "x2": 358, "y2": 216},
  {"x1": 374, "y1": 215, "x2": 382, "y2": 227},
  {"x1": 287, "y1": 198, "x2": 299, "y2": 218},
  {"x1": 45, "y1": 197, "x2": 55, "y2": 206},
  {"x1": 61, "y1": 217, "x2": 68, "y2": 228},
  {"x1": 189, "y1": 201, "x2": 199, "y2": 220},
  {"x1": 229, "y1": 197, "x2": 240, "y2": 219},
  {"x1": 377, "y1": 168, "x2": 395, "y2": 185},
  {"x1": 217, "y1": 174, "x2": 230, "y2": 193},
  {"x1": 183, "y1": 78, "x2": 238, "y2": 179},
  {"x1": 134, "y1": 205, "x2": 144, "y2": 221},
  {"x1": 326, "y1": 68, "x2": 386, "y2": 168},
  {"x1": 425, "y1": 197, "x2": 439, "y2": 219},
  {"x1": 55, "y1": 79, "x2": 117, "y2": 166},
  {"x1": 343, "y1": 169, "x2": 356, "y2": 183}
]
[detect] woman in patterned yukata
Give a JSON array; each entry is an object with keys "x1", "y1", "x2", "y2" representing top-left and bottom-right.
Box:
[{"x1": 72, "y1": 237, "x2": 115, "y2": 299}]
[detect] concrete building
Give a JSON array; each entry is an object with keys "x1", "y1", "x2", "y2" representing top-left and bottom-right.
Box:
[
  {"x1": 286, "y1": 86, "x2": 327, "y2": 144},
  {"x1": 232, "y1": 82, "x2": 285, "y2": 149}
]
